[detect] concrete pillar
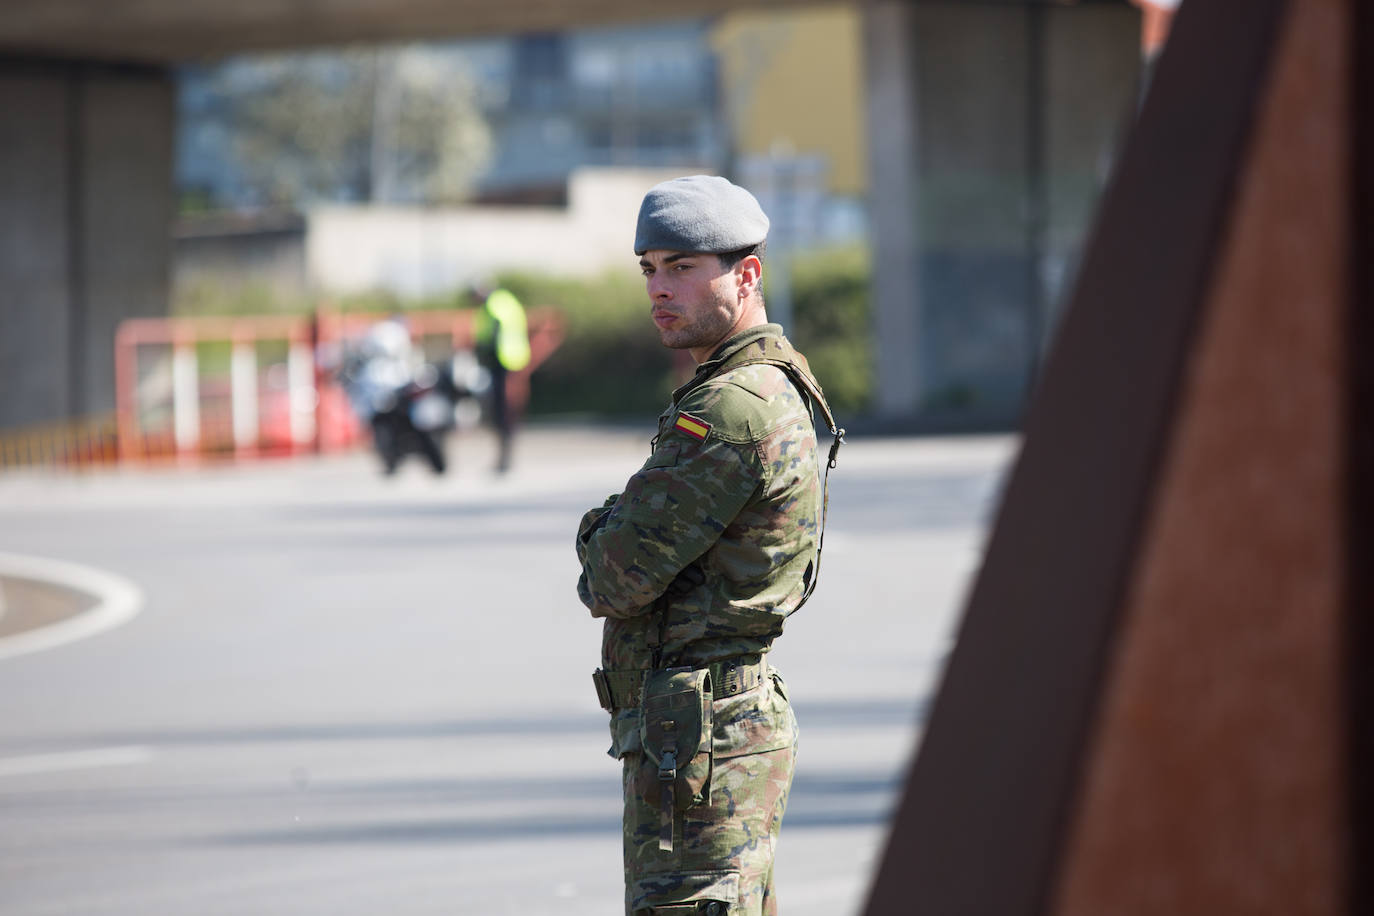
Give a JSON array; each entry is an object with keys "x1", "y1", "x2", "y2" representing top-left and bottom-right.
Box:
[
  {"x1": 862, "y1": 2, "x2": 1139, "y2": 429},
  {"x1": 863, "y1": 3, "x2": 923, "y2": 420},
  {"x1": 0, "y1": 65, "x2": 72, "y2": 427},
  {"x1": 0, "y1": 59, "x2": 173, "y2": 431}
]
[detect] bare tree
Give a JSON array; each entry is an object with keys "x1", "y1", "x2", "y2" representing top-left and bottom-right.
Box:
[{"x1": 225, "y1": 45, "x2": 491, "y2": 207}]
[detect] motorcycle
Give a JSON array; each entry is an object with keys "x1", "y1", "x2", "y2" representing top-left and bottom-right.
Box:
[
  {"x1": 340, "y1": 351, "x2": 486, "y2": 477},
  {"x1": 365, "y1": 365, "x2": 453, "y2": 475},
  {"x1": 336, "y1": 319, "x2": 490, "y2": 476}
]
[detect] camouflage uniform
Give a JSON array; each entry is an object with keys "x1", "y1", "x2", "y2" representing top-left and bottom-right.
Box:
[{"x1": 577, "y1": 323, "x2": 838, "y2": 916}]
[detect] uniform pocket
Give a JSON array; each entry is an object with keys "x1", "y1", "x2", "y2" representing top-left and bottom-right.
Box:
[
  {"x1": 630, "y1": 870, "x2": 739, "y2": 915},
  {"x1": 627, "y1": 441, "x2": 681, "y2": 512},
  {"x1": 712, "y1": 668, "x2": 796, "y2": 760},
  {"x1": 643, "y1": 440, "x2": 681, "y2": 470},
  {"x1": 639, "y1": 667, "x2": 713, "y2": 811}
]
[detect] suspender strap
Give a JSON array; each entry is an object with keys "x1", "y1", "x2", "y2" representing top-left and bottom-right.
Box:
[
  {"x1": 676, "y1": 332, "x2": 845, "y2": 614},
  {"x1": 760, "y1": 358, "x2": 844, "y2": 611}
]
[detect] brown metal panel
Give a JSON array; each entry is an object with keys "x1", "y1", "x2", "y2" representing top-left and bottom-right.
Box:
[
  {"x1": 1348, "y1": 0, "x2": 1374, "y2": 911},
  {"x1": 1051, "y1": 0, "x2": 1348, "y2": 910},
  {"x1": 861, "y1": 0, "x2": 1288, "y2": 913}
]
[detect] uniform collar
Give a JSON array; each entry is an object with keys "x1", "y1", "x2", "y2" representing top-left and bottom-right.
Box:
[
  {"x1": 706, "y1": 323, "x2": 784, "y2": 364},
  {"x1": 672, "y1": 323, "x2": 785, "y2": 404}
]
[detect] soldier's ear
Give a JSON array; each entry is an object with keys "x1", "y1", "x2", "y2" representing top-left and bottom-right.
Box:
[{"x1": 736, "y1": 255, "x2": 762, "y2": 298}]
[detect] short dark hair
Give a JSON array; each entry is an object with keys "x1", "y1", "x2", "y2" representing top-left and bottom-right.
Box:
[{"x1": 717, "y1": 240, "x2": 766, "y2": 270}]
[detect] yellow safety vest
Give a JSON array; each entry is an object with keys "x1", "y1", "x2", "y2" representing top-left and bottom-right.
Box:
[{"x1": 476, "y1": 289, "x2": 531, "y2": 371}]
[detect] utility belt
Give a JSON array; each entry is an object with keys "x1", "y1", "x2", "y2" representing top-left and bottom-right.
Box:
[
  {"x1": 591, "y1": 654, "x2": 767, "y2": 712},
  {"x1": 592, "y1": 654, "x2": 767, "y2": 854}
]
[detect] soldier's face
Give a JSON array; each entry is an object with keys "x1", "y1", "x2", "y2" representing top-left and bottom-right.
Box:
[{"x1": 639, "y1": 250, "x2": 745, "y2": 360}]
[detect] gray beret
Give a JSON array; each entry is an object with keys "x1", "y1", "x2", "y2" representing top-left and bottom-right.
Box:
[{"x1": 634, "y1": 175, "x2": 769, "y2": 256}]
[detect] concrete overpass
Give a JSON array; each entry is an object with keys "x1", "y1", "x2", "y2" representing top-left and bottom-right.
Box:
[
  {"x1": 0, "y1": 0, "x2": 1141, "y2": 433},
  {"x1": 0, "y1": 1, "x2": 816, "y2": 62}
]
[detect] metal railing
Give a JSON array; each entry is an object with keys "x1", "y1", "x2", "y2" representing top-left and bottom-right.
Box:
[{"x1": 0, "y1": 414, "x2": 120, "y2": 471}]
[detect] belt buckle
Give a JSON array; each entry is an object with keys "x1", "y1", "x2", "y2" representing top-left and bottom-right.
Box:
[{"x1": 592, "y1": 668, "x2": 614, "y2": 711}]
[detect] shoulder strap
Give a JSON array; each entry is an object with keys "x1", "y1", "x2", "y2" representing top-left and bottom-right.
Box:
[
  {"x1": 692, "y1": 333, "x2": 846, "y2": 613},
  {"x1": 684, "y1": 333, "x2": 842, "y2": 439}
]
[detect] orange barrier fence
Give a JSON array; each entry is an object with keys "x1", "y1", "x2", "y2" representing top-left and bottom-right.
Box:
[{"x1": 109, "y1": 306, "x2": 564, "y2": 464}]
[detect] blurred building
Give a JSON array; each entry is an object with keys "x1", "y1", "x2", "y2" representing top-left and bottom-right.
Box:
[
  {"x1": 172, "y1": 212, "x2": 309, "y2": 314},
  {"x1": 176, "y1": 21, "x2": 727, "y2": 210},
  {"x1": 172, "y1": 14, "x2": 875, "y2": 310},
  {"x1": 470, "y1": 23, "x2": 726, "y2": 202},
  {"x1": 305, "y1": 167, "x2": 688, "y2": 297},
  {"x1": 713, "y1": 6, "x2": 869, "y2": 247}
]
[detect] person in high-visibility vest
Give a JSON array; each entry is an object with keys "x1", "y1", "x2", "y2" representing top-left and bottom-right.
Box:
[{"x1": 471, "y1": 284, "x2": 530, "y2": 472}]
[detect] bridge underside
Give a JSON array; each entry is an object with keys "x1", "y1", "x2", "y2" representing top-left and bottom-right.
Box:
[{"x1": 2, "y1": 0, "x2": 804, "y2": 62}]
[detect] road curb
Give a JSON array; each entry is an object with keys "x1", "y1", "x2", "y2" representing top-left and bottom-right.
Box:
[{"x1": 0, "y1": 553, "x2": 144, "y2": 661}]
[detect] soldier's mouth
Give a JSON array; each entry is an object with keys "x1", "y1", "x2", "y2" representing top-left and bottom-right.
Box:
[{"x1": 652, "y1": 310, "x2": 680, "y2": 328}]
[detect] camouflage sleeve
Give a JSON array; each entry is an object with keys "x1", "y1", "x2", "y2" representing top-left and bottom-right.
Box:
[
  {"x1": 574, "y1": 496, "x2": 619, "y2": 567},
  {"x1": 576, "y1": 407, "x2": 763, "y2": 620}
]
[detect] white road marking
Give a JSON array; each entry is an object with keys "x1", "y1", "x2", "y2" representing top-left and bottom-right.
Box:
[
  {"x1": 0, "y1": 552, "x2": 145, "y2": 660},
  {"x1": 0, "y1": 745, "x2": 154, "y2": 778}
]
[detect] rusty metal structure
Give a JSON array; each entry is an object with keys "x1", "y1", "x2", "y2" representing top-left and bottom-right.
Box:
[{"x1": 864, "y1": 0, "x2": 1373, "y2": 912}]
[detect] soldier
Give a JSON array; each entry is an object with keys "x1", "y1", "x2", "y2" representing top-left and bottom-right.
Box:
[{"x1": 576, "y1": 175, "x2": 843, "y2": 916}]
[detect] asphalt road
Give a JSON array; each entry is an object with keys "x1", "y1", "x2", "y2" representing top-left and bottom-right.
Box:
[{"x1": 0, "y1": 424, "x2": 1014, "y2": 916}]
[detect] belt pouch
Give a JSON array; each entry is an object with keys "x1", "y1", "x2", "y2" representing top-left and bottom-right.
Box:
[{"x1": 638, "y1": 666, "x2": 713, "y2": 853}]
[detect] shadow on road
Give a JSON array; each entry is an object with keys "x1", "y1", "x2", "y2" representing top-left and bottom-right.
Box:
[
  {"x1": 201, "y1": 766, "x2": 904, "y2": 847},
  {"x1": 53, "y1": 697, "x2": 927, "y2": 751}
]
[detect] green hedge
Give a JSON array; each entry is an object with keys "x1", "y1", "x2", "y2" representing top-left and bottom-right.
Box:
[
  {"x1": 172, "y1": 248, "x2": 875, "y2": 419},
  {"x1": 507, "y1": 246, "x2": 874, "y2": 418},
  {"x1": 782, "y1": 246, "x2": 873, "y2": 415}
]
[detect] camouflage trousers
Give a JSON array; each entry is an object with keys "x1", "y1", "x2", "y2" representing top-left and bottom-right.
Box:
[{"x1": 621, "y1": 742, "x2": 796, "y2": 915}]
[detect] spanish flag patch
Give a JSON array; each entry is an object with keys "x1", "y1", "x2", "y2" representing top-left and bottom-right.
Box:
[{"x1": 674, "y1": 412, "x2": 711, "y2": 441}]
